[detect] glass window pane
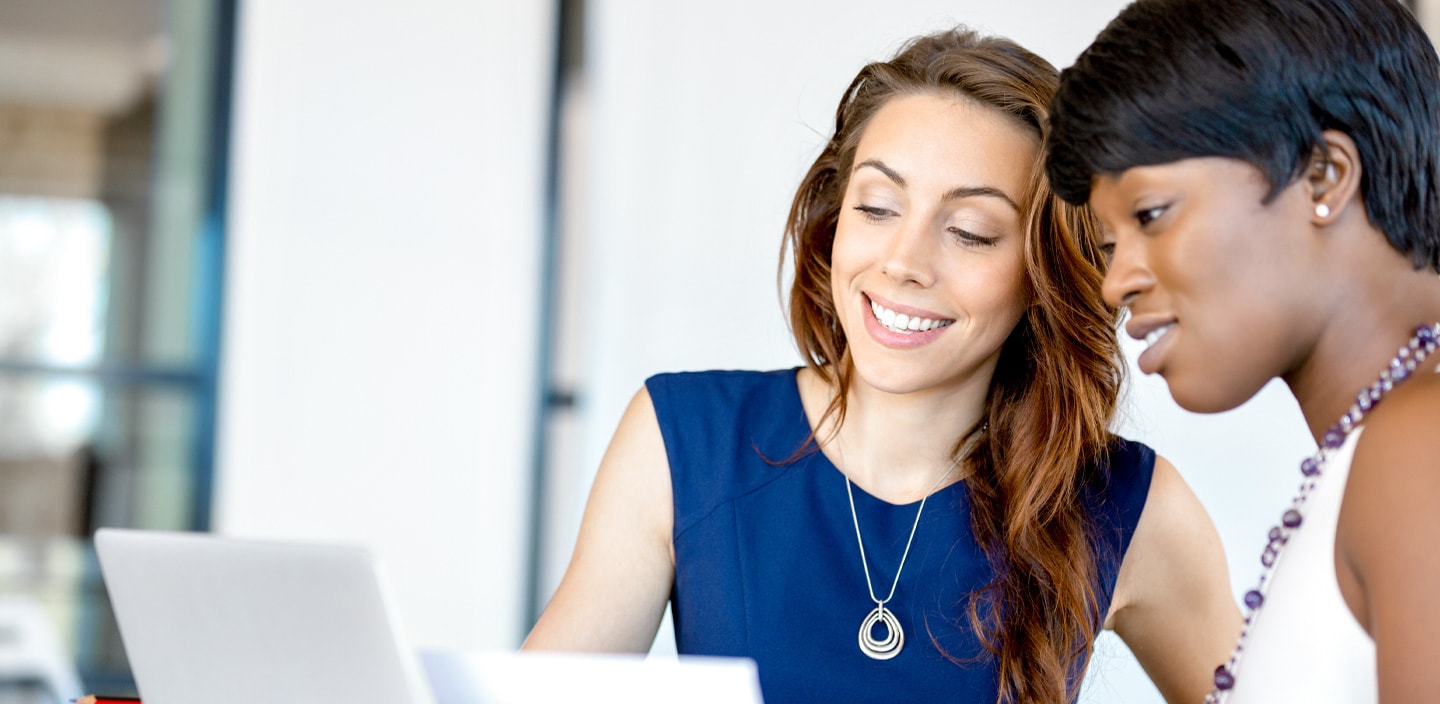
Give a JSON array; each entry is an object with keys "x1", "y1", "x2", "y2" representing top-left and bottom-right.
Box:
[
  {"x1": 0, "y1": 378, "x2": 199, "y2": 694},
  {"x1": 0, "y1": 197, "x2": 110, "y2": 368},
  {"x1": 0, "y1": 0, "x2": 231, "y2": 694}
]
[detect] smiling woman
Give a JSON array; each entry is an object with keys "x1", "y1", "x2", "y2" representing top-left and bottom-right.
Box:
[
  {"x1": 525, "y1": 26, "x2": 1240, "y2": 704},
  {"x1": 1047, "y1": 0, "x2": 1440, "y2": 701},
  {"x1": 831, "y1": 95, "x2": 1032, "y2": 396}
]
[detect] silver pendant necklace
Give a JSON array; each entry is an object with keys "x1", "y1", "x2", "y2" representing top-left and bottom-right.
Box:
[{"x1": 839, "y1": 428, "x2": 978, "y2": 660}]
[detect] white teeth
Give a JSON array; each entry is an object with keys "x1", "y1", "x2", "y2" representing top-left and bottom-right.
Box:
[
  {"x1": 869, "y1": 299, "x2": 953, "y2": 334},
  {"x1": 1144, "y1": 323, "x2": 1175, "y2": 349}
]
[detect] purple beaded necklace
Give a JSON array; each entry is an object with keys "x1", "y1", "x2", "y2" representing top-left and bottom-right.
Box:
[{"x1": 1204, "y1": 322, "x2": 1440, "y2": 702}]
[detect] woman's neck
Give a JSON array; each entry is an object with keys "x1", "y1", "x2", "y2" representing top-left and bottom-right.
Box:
[
  {"x1": 1284, "y1": 239, "x2": 1440, "y2": 442},
  {"x1": 801, "y1": 366, "x2": 987, "y2": 503}
]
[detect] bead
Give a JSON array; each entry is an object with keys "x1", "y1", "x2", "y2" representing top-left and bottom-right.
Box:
[
  {"x1": 1243, "y1": 589, "x2": 1264, "y2": 609},
  {"x1": 1217, "y1": 321, "x2": 1440, "y2": 700},
  {"x1": 1215, "y1": 665, "x2": 1236, "y2": 690}
]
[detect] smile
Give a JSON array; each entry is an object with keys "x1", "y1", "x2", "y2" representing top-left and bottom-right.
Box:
[
  {"x1": 869, "y1": 299, "x2": 954, "y2": 335},
  {"x1": 1144, "y1": 322, "x2": 1175, "y2": 350}
]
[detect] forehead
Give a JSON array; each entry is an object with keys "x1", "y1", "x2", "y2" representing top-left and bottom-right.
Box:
[
  {"x1": 1089, "y1": 158, "x2": 1273, "y2": 212},
  {"x1": 852, "y1": 93, "x2": 1040, "y2": 192}
]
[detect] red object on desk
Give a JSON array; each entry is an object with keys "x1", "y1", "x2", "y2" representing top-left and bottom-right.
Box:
[{"x1": 74, "y1": 696, "x2": 142, "y2": 704}]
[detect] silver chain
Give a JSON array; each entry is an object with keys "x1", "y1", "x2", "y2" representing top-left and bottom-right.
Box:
[{"x1": 838, "y1": 423, "x2": 983, "y2": 608}]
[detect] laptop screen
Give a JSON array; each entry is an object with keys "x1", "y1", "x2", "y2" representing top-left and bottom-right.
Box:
[{"x1": 95, "y1": 528, "x2": 434, "y2": 704}]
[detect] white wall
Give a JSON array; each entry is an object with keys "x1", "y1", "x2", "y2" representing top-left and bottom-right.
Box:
[
  {"x1": 211, "y1": 0, "x2": 1321, "y2": 697},
  {"x1": 215, "y1": 1, "x2": 554, "y2": 652},
  {"x1": 558, "y1": 2, "x2": 1316, "y2": 703}
]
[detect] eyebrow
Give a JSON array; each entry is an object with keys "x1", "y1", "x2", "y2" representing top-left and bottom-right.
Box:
[{"x1": 854, "y1": 159, "x2": 1021, "y2": 212}]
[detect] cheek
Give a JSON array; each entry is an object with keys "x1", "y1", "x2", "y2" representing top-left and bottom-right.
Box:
[
  {"x1": 988, "y1": 248, "x2": 1029, "y2": 307},
  {"x1": 828, "y1": 222, "x2": 872, "y2": 285},
  {"x1": 1162, "y1": 225, "x2": 1291, "y2": 317},
  {"x1": 951, "y1": 251, "x2": 1029, "y2": 324},
  {"x1": 828, "y1": 227, "x2": 857, "y2": 313},
  {"x1": 994, "y1": 272, "x2": 1031, "y2": 327}
]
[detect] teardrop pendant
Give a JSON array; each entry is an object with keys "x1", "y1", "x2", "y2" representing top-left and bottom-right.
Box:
[{"x1": 857, "y1": 604, "x2": 904, "y2": 660}]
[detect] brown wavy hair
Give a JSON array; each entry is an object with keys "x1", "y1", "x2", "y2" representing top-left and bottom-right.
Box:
[{"x1": 780, "y1": 28, "x2": 1123, "y2": 703}]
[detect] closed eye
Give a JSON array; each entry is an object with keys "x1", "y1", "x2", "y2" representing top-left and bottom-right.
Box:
[
  {"x1": 853, "y1": 204, "x2": 895, "y2": 223},
  {"x1": 950, "y1": 228, "x2": 1000, "y2": 247}
]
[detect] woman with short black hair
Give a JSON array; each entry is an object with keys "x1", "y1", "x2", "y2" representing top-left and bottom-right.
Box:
[{"x1": 1048, "y1": 0, "x2": 1440, "y2": 700}]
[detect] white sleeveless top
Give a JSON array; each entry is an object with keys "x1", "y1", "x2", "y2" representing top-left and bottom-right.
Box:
[{"x1": 1225, "y1": 426, "x2": 1376, "y2": 702}]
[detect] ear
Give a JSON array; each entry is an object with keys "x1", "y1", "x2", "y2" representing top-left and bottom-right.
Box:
[{"x1": 1308, "y1": 130, "x2": 1362, "y2": 225}]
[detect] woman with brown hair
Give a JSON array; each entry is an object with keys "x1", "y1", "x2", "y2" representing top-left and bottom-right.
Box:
[{"x1": 526, "y1": 27, "x2": 1238, "y2": 703}]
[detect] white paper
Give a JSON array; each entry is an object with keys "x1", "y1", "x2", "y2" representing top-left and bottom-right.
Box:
[{"x1": 420, "y1": 650, "x2": 765, "y2": 704}]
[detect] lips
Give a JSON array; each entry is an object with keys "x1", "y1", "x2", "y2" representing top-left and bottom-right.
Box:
[
  {"x1": 1142, "y1": 322, "x2": 1175, "y2": 348},
  {"x1": 868, "y1": 298, "x2": 954, "y2": 334},
  {"x1": 1126, "y1": 313, "x2": 1178, "y2": 375},
  {"x1": 863, "y1": 293, "x2": 954, "y2": 349}
]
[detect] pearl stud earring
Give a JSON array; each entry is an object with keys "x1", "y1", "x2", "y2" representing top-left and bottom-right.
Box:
[{"x1": 1316, "y1": 203, "x2": 1331, "y2": 218}]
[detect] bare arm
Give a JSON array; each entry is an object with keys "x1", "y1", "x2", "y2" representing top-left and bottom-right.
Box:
[
  {"x1": 1336, "y1": 376, "x2": 1440, "y2": 702},
  {"x1": 522, "y1": 387, "x2": 674, "y2": 652},
  {"x1": 1105, "y1": 455, "x2": 1242, "y2": 703}
]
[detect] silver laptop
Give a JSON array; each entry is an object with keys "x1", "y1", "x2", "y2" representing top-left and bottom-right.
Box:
[
  {"x1": 95, "y1": 528, "x2": 435, "y2": 704},
  {"x1": 95, "y1": 529, "x2": 766, "y2": 704}
]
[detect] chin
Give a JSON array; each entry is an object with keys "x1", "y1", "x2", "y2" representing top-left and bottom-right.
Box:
[
  {"x1": 1163, "y1": 374, "x2": 1262, "y2": 414},
  {"x1": 850, "y1": 359, "x2": 937, "y2": 397},
  {"x1": 853, "y1": 369, "x2": 922, "y2": 396}
]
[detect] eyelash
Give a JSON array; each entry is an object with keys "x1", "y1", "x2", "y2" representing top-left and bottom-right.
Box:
[
  {"x1": 851, "y1": 205, "x2": 1000, "y2": 247},
  {"x1": 950, "y1": 228, "x2": 1000, "y2": 247},
  {"x1": 853, "y1": 205, "x2": 893, "y2": 223}
]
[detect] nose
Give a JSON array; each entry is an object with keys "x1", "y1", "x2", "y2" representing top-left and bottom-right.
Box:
[
  {"x1": 880, "y1": 218, "x2": 936, "y2": 287},
  {"x1": 1100, "y1": 236, "x2": 1154, "y2": 309}
]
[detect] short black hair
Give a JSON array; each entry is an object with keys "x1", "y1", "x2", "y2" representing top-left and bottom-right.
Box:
[{"x1": 1046, "y1": 0, "x2": 1440, "y2": 272}]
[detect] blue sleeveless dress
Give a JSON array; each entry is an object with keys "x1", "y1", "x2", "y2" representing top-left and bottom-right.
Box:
[{"x1": 647, "y1": 369, "x2": 1155, "y2": 703}]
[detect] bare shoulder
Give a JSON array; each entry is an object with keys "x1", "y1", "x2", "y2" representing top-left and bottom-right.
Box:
[
  {"x1": 1342, "y1": 372, "x2": 1440, "y2": 547},
  {"x1": 576, "y1": 385, "x2": 674, "y2": 565},
  {"x1": 522, "y1": 385, "x2": 675, "y2": 652},
  {"x1": 1107, "y1": 454, "x2": 1239, "y2": 704},
  {"x1": 1337, "y1": 371, "x2": 1440, "y2": 585},
  {"x1": 1335, "y1": 370, "x2": 1440, "y2": 695},
  {"x1": 1109, "y1": 454, "x2": 1231, "y2": 621},
  {"x1": 602, "y1": 385, "x2": 674, "y2": 512}
]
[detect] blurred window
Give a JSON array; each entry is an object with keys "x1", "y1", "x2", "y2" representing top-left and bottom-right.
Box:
[{"x1": 0, "y1": 0, "x2": 233, "y2": 696}]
